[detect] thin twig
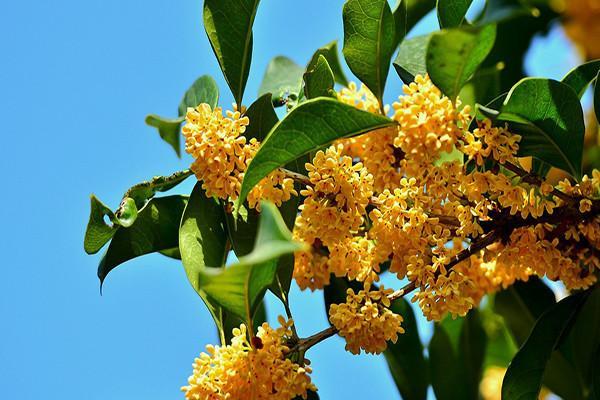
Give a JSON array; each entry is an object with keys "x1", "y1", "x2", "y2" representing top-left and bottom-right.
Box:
[{"x1": 502, "y1": 161, "x2": 574, "y2": 203}]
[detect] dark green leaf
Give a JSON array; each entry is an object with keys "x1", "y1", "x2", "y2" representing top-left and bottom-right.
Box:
[
  {"x1": 225, "y1": 204, "x2": 260, "y2": 258},
  {"x1": 179, "y1": 183, "x2": 228, "y2": 289},
  {"x1": 258, "y1": 56, "x2": 305, "y2": 107},
  {"x1": 244, "y1": 94, "x2": 279, "y2": 142},
  {"x1": 592, "y1": 349, "x2": 600, "y2": 400},
  {"x1": 203, "y1": 0, "x2": 260, "y2": 107},
  {"x1": 178, "y1": 75, "x2": 219, "y2": 116},
  {"x1": 180, "y1": 183, "x2": 237, "y2": 344},
  {"x1": 198, "y1": 202, "x2": 305, "y2": 322},
  {"x1": 502, "y1": 292, "x2": 588, "y2": 400},
  {"x1": 494, "y1": 278, "x2": 555, "y2": 345},
  {"x1": 496, "y1": 78, "x2": 585, "y2": 179},
  {"x1": 307, "y1": 41, "x2": 349, "y2": 86},
  {"x1": 565, "y1": 286, "x2": 600, "y2": 390},
  {"x1": 426, "y1": 24, "x2": 497, "y2": 101},
  {"x1": 238, "y1": 98, "x2": 395, "y2": 207},
  {"x1": 392, "y1": 0, "x2": 436, "y2": 46},
  {"x1": 429, "y1": 323, "x2": 470, "y2": 400},
  {"x1": 459, "y1": 310, "x2": 487, "y2": 399},
  {"x1": 594, "y1": 71, "x2": 600, "y2": 122},
  {"x1": 145, "y1": 115, "x2": 184, "y2": 157},
  {"x1": 561, "y1": 59, "x2": 600, "y2": 98},
  {"x1": 304, "y1": 55, "x2": 336, "y2": 99},
  {"x1": 437, "y1": 0, "x2": 473, "y2": 28},
  {"x1": 158, "y1": 247, "x2": 181, "y2": 259},
  {"x1": 430, "y1": 311, "x2": 487, "y2": 400},
  {"x1": 384, "y1": 298, "x2": 429, "y2": 400},
  {"x1": 342, "y1": 0, "x2": 396, "y2": 107},
  {"x1": 98, "y1": 195, "x2": 188, "y2": 285},
  {"x1": 393, "y1": 34, "x2": 432, "y2": 84}
]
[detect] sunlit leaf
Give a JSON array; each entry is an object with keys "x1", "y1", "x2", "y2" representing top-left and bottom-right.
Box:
[
  {"x1": 343, "y1": 0, "x2": 396, "y2": 107},
  {"x1": 203, "y1": 0, "x2": 260, "y2": 107},
  {"x1": 393, "y1": 34, "x2": 432, "y2": 84},
  {"x1": 178, "y1": 75, "x2": 219, "y2": 116},
  {"x1": 258, "y1": 56, "x2": 305, "y2": 107},
  {"x1": 304, "y1": 55, "x2": 336, "y2": 99},
  {"x1": 426, "y1": 24, "x2": 497, "y2": 101},
  {"x1": 145, "y1": 115, "x2": 184, "y2": 157},
  {"x1": 307, "y1": 40, "x2": 349, "y2": 86},
  {"x1": 494, "y1": 78, "x2": 585, "y2": 179},
  {"x1": 392, "y1": 0, "x2": 436, "y2": 46},
  {"x1": 437, "y1": 0, "x2": 473, "y2": 28},
  {"x1": 198, "y1": 203, "x2": 305, "y2": 322},
  {"x1": 561, "y1": 59, "x2": 600, "y2": 98},
  {"x1": 238, "y1": 97, "x2": 395, "y2": 206}
]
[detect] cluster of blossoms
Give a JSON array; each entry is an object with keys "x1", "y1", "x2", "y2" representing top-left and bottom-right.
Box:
[
  {"x1": 328, "y1": 286, "x2": 404, "y2": 354},
  {"x1": 182, "y1": 317, "x2": 315, "y2": 400},
  {"x1": 182, "y1": 103, "x2": 296, "y2": 210},
  {"x1": 182, "y1": 73, "x2": 600, "y2": 391},
  {"x1": 558, "y1": 0, "x2": 600, "y2": 59}
]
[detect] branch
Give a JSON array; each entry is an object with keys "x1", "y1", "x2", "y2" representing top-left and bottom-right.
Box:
[{"x1": 502, "y1": 161, "x2": 574, "y2": 203}]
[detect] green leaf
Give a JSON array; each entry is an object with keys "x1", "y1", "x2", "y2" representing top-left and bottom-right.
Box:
[
  {"x1": 430, "y1": 311, "x2": 487, "y2": 400},
  {"x1": 494, "y1": 278, "x2": 555, "y2": 345},
  {"x1": 258, "y1": 56, "x2": 305, "y2": 107},
  {"x1": 179, "y1": 183, "x2": 228, "y2": 288},
  {"x1": 198, "y1": 202, "x2": 305, "y2": 322},
  {"x1": 595, "y1": 71, "x2": 600, "y2": 123},
  {"x1": 238, "y1": 97, "x2": 395, "y2": 206},
  {"x1": 145, "y1": 115, "x2": 184, "y2": 157},
  {"x1": 84, "y1": 195, "x2": 119, "y2": 254},
  {"x1": 203, "y1": 0, "x2": 260, "y2": 107},
  {"x1": 459, "y1": 310, "x2": 487, "y2": 399},
  {"x1": 426, "y1": 24, "x2": 497, "y2": 101},
  {"x1": 565, "y1": 286, "x2": 600, "y2": 390},
  {"x1": 225, "y1": 205, "x2": 260, "y2": 258},
  {"x1": 561, "y1": 59, "x2": 600, "y2": 98},
  {"x1": 384, "y1": 298, "x2": 429, "y2": 400},
  {"x1": 495, "y1": 279, "x2": 584, "y2": 400},
  {"x1": 304, "y1": 55, "x2": 336, "y2": 99},
  {"x1": 307, "y1": 41, "x2": 349, "y2": 86},
  {"x1": 392, "y1": 0, "x2": 436, "y2": 46},
  {"x1": 437, "y1": 0, "x2": 473, "y2": 28},
  {"x1": 393, "y1": 34, "x2": 432, "y2": 84},
  {"x1": 592, "y1": 349, "x2": 600, "y2": 400},
  {"x1": 342, "y1": 0, "x2": 396, "y2": 107},
  {"x1": 158, "y1": 247, "x2": 181, "y2": 259},
  {"x1": 502, "y1": 292, "x2": 588, "y2": 400},
  {"x1": 429, "y1": 324, "x2": 470, "y2": 399},
  {"x1": 496, "y1": 78, "x2": 585, "y2": 179},
  {"x1": 244, "y1": 93, "x2": 279, "y2": 142},
  {"x1": 178, "y1": 75, "x2": 219, "y2": 117},
  {"x1": 98, "y1": 195, "x2": 188, "y2": 286},
  {"x1": 180, "y1": 183, "x2": 237, "y2": 344}
]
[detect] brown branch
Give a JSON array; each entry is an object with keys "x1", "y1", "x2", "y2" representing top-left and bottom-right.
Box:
[{"x1": 502, "y1": 161, "x2": 574, "y2": 203}]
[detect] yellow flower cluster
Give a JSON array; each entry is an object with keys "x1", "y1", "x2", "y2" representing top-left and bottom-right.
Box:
[
  {"x1": 182, "y1": 103, "x2": 297, "y2": 209},
  {"x1": 337, "y1": 83, "x2": 402, "y2": 192},
  {"x1": 328, "y1": 286, "x2": 404, "y2": 354},
  {"x1": 560, "y1": 0, "x2": 600, "y2": 59},
  {"x1": 392, "y1": 74, "x2": 471, "y2": 176},
  {"x1": 461, "y1": 118, "x2": 521, "y2": 165},
  {"x1": 182, "y1": 318, "x2": 315, "y2": 400},
  {"x1": 293, "y1": 145, "x2": 379, "y2": 290}
]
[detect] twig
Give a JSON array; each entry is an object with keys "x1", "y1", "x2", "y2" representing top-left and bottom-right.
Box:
[{"x1": 502, "y1": 161, "x2": 574, "y2": 203}]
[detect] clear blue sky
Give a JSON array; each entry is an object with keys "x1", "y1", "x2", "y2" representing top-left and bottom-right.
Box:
[{"x1": 0, "y1": 1, "x2": 579, "y2": 399}]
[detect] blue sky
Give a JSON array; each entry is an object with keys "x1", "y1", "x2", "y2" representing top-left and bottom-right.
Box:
[{"x1": 0, "y1": 0, "x2": 580, "y2": 399}]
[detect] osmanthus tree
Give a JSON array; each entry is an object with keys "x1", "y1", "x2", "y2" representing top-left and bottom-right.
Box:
[{"x1": 84, "y1": 0, "x2": 600, "y2": 399}]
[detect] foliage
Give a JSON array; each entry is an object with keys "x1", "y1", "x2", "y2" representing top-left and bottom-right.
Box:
[{"x1": 85, "y1": 1, "x2": 600, "y2": 399}]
